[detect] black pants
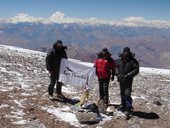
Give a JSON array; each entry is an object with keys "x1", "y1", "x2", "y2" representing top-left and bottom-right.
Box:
[
  {"x1": 48, "y1": 72, "x2": 62, "y2": 96},
  {"x1": 119, "y1": 81, "x2": 133, "y2": 111},
  {"x1": 98, "y1": 78, "x2": 110, "y2": 105}
]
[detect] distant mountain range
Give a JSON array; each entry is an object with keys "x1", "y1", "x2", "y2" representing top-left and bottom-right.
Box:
[{"x1": 0, "y1": 21, "x2": 170, "y2": 69}]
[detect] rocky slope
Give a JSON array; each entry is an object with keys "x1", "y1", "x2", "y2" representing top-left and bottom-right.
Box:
[{"x1": 0, "y1": 45, "x2": 170, "y2": 128}]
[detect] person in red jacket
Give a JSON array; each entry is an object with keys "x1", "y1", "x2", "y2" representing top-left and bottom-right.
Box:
[{"x1": 95, "y1": 48, "x2": 116, "y2": 107}]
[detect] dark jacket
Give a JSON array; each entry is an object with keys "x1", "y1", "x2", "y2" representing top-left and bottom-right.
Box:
[
  {"x1": 117, "y1": 53, "x2": 139, "y2": 83},
  {"x1": 45, "y1": 43, "x2": 67, "y2": 73}
]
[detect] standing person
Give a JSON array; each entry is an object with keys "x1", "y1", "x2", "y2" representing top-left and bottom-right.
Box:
[
  {"x1": 95, "y1": 48, "x2": 116, "y2": 110},
  {"x1": 46, "y1": 40, "x2": 68, "y2": 99},
  {"x1": 117, "y1": 47, "x2": 139, "y2": 119}
]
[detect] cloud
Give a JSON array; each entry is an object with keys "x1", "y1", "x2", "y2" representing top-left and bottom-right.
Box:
[
  {"x1": 123, "y1": 17, "x2": 144, "y2": 21},
  {"x1": 49, "y1": 11, "x2": 65, "y2": 22},
  {"x1": 1, "y1": 11, "x2": 170, "y2": 28},
  {"x1": 8, "y1": 13, "x2": 44, "y2": 23}
]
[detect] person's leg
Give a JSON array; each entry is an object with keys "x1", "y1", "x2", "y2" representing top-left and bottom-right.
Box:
[
  {"x1": 125, "y1": 88, "x2": 133, "y2": 111},
  {"x1": 55, "y1": 72, "x2": 63, "y2": 95},
  {"x1": 125, "y1": 80, "x2": 133, "y2": 110},
  {"x1": 124, "y1": 82, "x2": 133, "y2": 119},
  {"x1": 120, "y1": 82, "x2": 126, "y2": 107},
  {"x1": 118, "y1": 82, "x2": 126, "y2": 111},
  {"x1": 103, "y1": 79, "x2": 109, "y2": 105},
  {"x1": 99, "y1": 78, "x2": 104, "y2": 100},
  {"x1": 56, "y1": 81, "x2": 62, "y2": 95},
  {"x1": 98, "y1": 79, "x2": 108, "y2": 114},
  {"x1": 48, "y1": 73, "x2": 57, "y2": 96}
]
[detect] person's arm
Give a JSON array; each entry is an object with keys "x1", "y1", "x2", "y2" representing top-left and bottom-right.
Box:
[
  {"x1": 45, "y1": 49, "x2": 53, "y2": 72},
  {"x1": 62, "y1": 49, "x2": 68, "y2": 59},
  {"x1": 110, "y1": 59, "x2": 116, "y2": 80},
  {"x1": 94, "y1": 60, "x2": 98, "y2": 76},
  {"x1": 126, "y1": 59, "x2": 139, "y2": 78}
]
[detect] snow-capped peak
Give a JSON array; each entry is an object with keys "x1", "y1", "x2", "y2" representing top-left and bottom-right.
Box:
[
  {"x1": 123, "y1": 17, "x2": 144, "y2": 21},
  {"x1": 8, "y1": 13, "x2": 41, "y2": 23},
  {"x1": 1, "y1": 11, "x2": 170, "y2": 28}
]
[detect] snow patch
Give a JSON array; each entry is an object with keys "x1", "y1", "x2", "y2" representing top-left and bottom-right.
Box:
[
  {"x1": 13, "y1": 100, "x2": 24, "y2": 108},
  {"x1": 0, "y1": 86, "x2": 14, "y2": 91},
  {"x1": 62, "y1": 85, "x2": 80, "y2": 94},
  {"x1": 0, "y1": 104, "x2": 9, "y2": 108},
  {"x1": 11, "y1": 109, "x2": 25, "y2": 117},
  {"x1": 159, "y1": 79, "x2": 170, "y2": 82},
  {"x1": 0, "y1": 45, "x2": 46, "y2": 55},
  {"x1": 132, "y1": 95, "x2": 146, "y2": 100},
  {"x1": 140, "y1": 67, "x2": 170, "y2": 75},
  {"x1": 42, "y1": 106, "x2": 80, "y2": 127},
  {"x1": 13, "y1": 120, "x2": 27, "y2": 125},
  {"x1": 21, "y1": 93, "x2": 32, "y2": 96}
]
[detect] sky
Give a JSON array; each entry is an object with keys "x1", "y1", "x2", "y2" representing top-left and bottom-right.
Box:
[{"x1": 0, "y1": 0, "x2": 170, "y2": 20}]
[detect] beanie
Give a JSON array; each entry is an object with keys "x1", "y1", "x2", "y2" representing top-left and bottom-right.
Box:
[
  {"x1": 123, "y1": 47, "x2": 130, "y2": 53},
  {"x1": 102, "y1": 48, "x2": 108, "y2": 52},
  {"x1": 56, "y1": 40, "x2": 63, "y2": 45}
]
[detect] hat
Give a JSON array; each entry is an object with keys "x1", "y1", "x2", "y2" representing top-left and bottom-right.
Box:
[
  {"x1": 123, "y1": 47, "x2": 130, "y2": 53},
  {"x1": 56, "y1": 40, "x2": 63, "y2": 45},
  {"x1": 53, "y1": 40, "x2": 63, "y2": 49},
  {"x1": 101, "y1": 47, "x2": 109, "y2": 57},
  {"x1": 102, "y1": 48, "x2": 108, "y2": 52}
]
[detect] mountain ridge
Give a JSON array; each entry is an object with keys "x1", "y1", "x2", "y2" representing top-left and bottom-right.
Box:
[
  {"x1": 1, "y1": 12, "x2": 170, "y2": 28},
  {"x1": 1, "y1": 22, "x2": 170, "y2": 69}
]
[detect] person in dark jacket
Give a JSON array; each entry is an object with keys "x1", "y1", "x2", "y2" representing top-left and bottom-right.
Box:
[
  {"x1": 46, "y1": 40, "x2": 67, "y2": 99},
  {"x1": 95, "y1": 48, "x2": 116, "y2": 107},
  {"x1": 117, "y1": 47, "x2": 139, "y2": 118}
]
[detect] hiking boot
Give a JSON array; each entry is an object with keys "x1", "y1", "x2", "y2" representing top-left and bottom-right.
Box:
[
  {"x1": 117, "y1": 105, "x2": 126, "y2": 112},
  {"x1": 125, "y1": 110, "x2": 132, "y2": 120},
  {"x1": 48, "y1": 95, "x2": 54, "y2": 100},
  {"x1": 125, "y1": 111, "x2": 130, "y2": 120},
  {"x1": 98, "y1": 100, "x2": 108, "y2": 114},
  {"x1": 56, "y1": 93, "x2": 66, "y2": 99},
  {"x1": 53, "y1": 93, "x2": 57, "y2": 99}
]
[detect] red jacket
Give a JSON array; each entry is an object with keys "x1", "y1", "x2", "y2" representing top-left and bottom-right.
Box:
[{"x1": 95, "y1": 58, "x2": 115, "y2": 79}]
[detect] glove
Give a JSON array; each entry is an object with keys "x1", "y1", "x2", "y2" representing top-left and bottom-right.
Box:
[{"x1": 117, "y1": 74, "x2": 126, "y2": 82}]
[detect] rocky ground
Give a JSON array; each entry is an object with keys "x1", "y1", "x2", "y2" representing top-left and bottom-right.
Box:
[{"x1": 0, "y1": 45, "x2": 170, "y2": 128}]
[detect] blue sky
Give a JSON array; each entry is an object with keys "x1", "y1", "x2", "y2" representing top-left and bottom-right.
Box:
[{"x1": 0, "y1": 0, "x2": 170, "y2": 20}]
